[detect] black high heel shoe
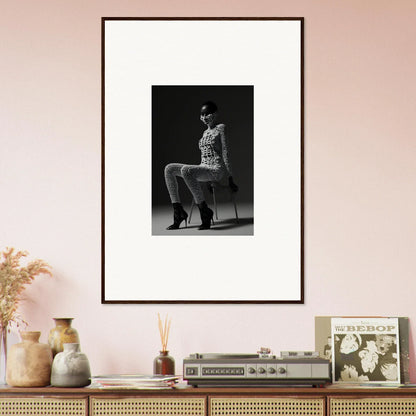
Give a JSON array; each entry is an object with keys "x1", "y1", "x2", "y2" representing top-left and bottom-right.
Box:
[
  {"x1": 166, "y1": 203, "x2": 188, "y2": 230},
  {"x1": 197, "y1": 201, "x2": 214, "y2": 230}
]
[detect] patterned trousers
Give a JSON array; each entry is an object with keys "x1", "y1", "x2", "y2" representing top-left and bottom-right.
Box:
[{"x1": 164, "y1": 163, "x2": 223, "y2": 205}]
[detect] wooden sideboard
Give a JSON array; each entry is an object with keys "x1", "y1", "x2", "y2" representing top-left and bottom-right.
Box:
[{"x1": 1, "y1": 385, "x2": 416, "y2": 416}]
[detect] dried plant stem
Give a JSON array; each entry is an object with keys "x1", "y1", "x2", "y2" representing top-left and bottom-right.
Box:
[
  {"x1": 0, "y1": 247, "x2": 52, "y2": 331},
  {"x1": 1, "y1": 326, "x2": 7, "y2": 363},
  {"x1": 158, "y1": 313, "x2": 171, "y2": 352}
]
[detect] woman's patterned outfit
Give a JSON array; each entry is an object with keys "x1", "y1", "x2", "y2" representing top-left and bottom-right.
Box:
[{"x1": 164, "y1": 123, "x2": 232, "y2": 205}]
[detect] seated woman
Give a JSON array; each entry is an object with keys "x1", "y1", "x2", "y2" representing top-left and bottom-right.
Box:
[{"x1": 164, "y1": 101, "x2": 238, "y2": 230}]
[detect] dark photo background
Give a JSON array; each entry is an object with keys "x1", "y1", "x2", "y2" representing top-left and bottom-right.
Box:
[{"x1": 152, "y1": 85, "x2": 254, "y2": 222}]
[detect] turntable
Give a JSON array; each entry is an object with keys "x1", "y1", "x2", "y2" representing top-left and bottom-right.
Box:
[{"x1": 183, "y1": 351, "x2": 331, "y2": 387}]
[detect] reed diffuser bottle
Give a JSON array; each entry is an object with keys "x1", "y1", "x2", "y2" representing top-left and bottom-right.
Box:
[{"x1": 153, "y1": 314, "x2": 175, "y2": 375}]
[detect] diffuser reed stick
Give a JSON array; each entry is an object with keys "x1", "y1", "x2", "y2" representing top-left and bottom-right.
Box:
[{"x1": 158, "y1": 313, "x2": 171, "y2": 352}]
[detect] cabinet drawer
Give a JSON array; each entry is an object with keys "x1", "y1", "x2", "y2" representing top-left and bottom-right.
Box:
[
  {"x1": 329, "y1": 397, "x2": 416, "y2": 416},
  {"x1": 91, "y1": 397, "x2": 206, "y2": 416},
  {"x1": 210, "y1": 397, "x2": 324, "y2": 416},
  {"x1": 0, "y1": 397, "x2": 87, "y2": 416}
]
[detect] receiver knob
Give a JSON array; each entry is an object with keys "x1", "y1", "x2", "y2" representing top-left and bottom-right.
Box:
[
  {"x1": 278, "y1": 367, "x2": 286, "y2": 374},
  {"x1": 268, "y1": 367, "x2": 276, "y2": 374},
  {"x1": 248, "y1": 367, "x2": 256, "y2": 374},
  {"x1": 258, "y1": 367, "x2": 266, "y2": 374}
]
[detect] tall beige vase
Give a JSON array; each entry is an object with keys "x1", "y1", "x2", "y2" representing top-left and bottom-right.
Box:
[
  {"x1": 48, "y1": 318, "x2": 80, "y2": 357},
  {"x1": 6, "y1": 331, "x2": 53, "y2": 387}
]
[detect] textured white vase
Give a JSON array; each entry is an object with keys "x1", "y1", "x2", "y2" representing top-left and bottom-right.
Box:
[{"x1": 51, "y1": 343, "x2": 91, "y2": 387}]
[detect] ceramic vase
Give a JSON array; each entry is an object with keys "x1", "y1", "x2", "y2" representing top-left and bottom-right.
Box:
[
  {"x1": 6, "y1": 331, "x2": 52, "y2": 387},
  {"x1": 48, "y1": 318, "x2": 80, "y2": 357},
  {"x1": 153, "y1": 350, "x2": 175, "y2": 375},
  {"x1": 51, "y1": 343, "x2": 91, "y2": 387}
]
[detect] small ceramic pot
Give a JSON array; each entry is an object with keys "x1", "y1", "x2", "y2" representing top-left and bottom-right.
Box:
[
  {"x1": 6, "y1": 331, "x2": 52, "y2": 387},
  {"x1": 48, "y1": 318, "x2": 80, "y2": 357},
  {"x1": 51, "y1": 343, "x2": 91, "y2": 387}
]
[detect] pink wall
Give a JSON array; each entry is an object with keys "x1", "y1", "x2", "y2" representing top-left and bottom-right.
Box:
[{"x1": 2, "y1": 0, "x2": 416, "y2": 380}]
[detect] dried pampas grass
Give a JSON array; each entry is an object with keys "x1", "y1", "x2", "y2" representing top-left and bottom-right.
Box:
[{"x1": 0, "y1": 247, "x2": 52, "y2": 331}]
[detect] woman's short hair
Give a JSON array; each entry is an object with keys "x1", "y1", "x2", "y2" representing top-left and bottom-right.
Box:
[{"x1": 200, "y1": 101, "x2": 218, "y2": 114}]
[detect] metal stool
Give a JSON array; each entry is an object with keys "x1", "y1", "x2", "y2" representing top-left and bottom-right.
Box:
[{"x1": 188, "y1": 182, "x2": 239, "y2": 224}]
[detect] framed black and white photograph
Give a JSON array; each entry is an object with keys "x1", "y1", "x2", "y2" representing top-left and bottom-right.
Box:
[
  {"x1": 152, "y1": 84, "x2": 253, "y2": 236},
  {"x1": 102, "y1": 17, "x2": 304, "y2": 303}
]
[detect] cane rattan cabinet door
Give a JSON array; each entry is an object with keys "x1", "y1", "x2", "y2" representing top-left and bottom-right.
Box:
[
  {"x1": 329, "y1": 397, "x2": 416, "y2": 416},
  {"x1": 0, "y1": 396, "x2": 87, "y2": 416},
  {"x1": 210, "y1": 397, "x2": 324, "y2": 416},
  {"x1": 90, "y1": 396, "x2": 206, "y2": 416}
]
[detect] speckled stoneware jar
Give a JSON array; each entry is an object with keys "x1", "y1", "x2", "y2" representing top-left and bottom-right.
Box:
[
  {"x1": 48, "y1": 318, "x2": 80, "y2": 357},
  {"x1": 6, "y1": 331, "x2": 53, "y2": 387},
  {"x1": 51, "y1": 343, "x2": 91, "y2": 387}
]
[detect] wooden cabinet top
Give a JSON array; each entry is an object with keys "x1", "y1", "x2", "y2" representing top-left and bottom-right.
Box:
[{"x1": 1, "y1": 385, "x2": 416, "y2": 396}]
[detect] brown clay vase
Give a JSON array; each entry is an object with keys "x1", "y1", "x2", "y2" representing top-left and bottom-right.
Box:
[
  {"x1": 6, "y1": 331, "x2": 53, "y2": 387},
  {"x1": 48, "y1": 318, "x2": 80, "y2": 357}
]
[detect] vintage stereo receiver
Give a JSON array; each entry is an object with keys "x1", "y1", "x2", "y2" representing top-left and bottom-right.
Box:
[{"x1": 183, "y1": 351, "x2": 331, "y2": 387}]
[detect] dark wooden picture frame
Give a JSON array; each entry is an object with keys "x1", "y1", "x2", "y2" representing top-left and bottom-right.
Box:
[{"x1": 102, "y1": 17, "x2": 304, "y2": 304}]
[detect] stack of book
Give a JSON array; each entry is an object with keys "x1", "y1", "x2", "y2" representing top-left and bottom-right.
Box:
[{"x1": 89, "y1": 374, "x2": 180, "y2": 389}]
